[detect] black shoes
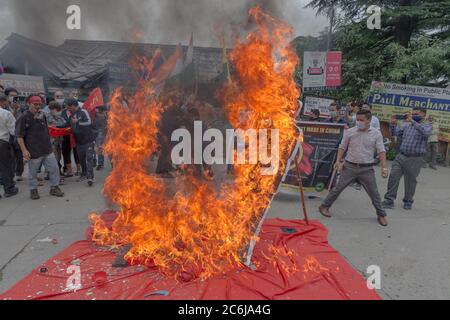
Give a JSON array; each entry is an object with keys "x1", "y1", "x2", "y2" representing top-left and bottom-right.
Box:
[
  {"x1": 50, "y1": 186, "x2": 65, "y2": 197},
  {"x1": 30, "y1": 189, "x2": 40, "y2": 200},
  {"x1": 87, "y1": 179, "x2": 94, "y2": 187},
  {"x1": 4, "y1": 187, "x2": 19, "y2": 198},
  {"x1": 382, "y1": 200, "x2": 395, "y2": 209}
]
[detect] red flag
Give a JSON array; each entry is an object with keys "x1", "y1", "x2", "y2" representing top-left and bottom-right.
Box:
[{"x1": 83, "y1": 88, "x2": 104, "y2": 120}]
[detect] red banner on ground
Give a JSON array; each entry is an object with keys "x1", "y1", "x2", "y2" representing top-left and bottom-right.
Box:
[{"x1": 0, "y1": 218, "x2": 380, "y2": 300}]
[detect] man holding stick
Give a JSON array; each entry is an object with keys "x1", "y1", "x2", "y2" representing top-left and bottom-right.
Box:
[{"x1": 319, "y1": 110, "x2": 389, "y2": 227}]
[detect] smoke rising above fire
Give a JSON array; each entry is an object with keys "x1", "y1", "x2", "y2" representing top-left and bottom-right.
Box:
[{"x1": 3, "y1": 0, "x2": 327, "y2": 46}]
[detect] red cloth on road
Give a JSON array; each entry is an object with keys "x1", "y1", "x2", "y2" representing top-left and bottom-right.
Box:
[{"x1": 0, "y1": 218, "x2": 380, "y2": 300}]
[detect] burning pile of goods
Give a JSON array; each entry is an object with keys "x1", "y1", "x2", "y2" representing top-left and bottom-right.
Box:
[{"x1": 89, "y1": 6, "x2": 301, "y2": 281}]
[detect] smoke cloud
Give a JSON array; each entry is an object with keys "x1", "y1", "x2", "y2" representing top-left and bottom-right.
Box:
[{"x1": 2, "y1": 0, "x2": 327, "y2": 47}]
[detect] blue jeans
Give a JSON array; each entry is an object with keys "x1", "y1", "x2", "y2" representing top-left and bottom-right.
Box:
[{"x1": 28, "y1": 153, "x2": 60, "y2": 191}]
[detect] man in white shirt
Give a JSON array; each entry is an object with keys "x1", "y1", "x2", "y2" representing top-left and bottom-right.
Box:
[
  {"x1": 319, "y1": 110, "x2": 389, "y2": 227},
  {"x1": 0, "y1": 94, "x2": 19, "y2": 198}
]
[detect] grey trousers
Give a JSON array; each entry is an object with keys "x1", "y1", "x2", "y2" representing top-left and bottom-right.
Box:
[
  {"x1": 426, "y1": 142, "x2": 438, "y2": 166},
  {"x1": 384, "y1": 154, "x2": 424, "y2": 204},
  {"x1": 322, "y1": 162, "x2": 386, "y2": 217}
]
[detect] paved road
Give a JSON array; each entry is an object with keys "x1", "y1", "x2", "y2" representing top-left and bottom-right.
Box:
[{"x1": 1, "y1": 163, "x2": 449, "y2": 299}]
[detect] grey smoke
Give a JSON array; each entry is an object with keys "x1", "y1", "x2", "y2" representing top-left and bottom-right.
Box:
[{"x1": 2, "y1": 0, "x2": 327, "y2": 47}]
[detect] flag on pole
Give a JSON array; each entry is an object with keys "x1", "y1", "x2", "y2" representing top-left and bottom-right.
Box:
[
  {"x1": 83, "y1": 88, "x2": 104, "y2": 120},
  {"x1": 150, "y1": 44, "x2": 183, "y2": 85}
]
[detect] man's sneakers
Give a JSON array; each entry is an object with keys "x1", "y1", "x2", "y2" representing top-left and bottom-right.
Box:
[
  {"x1": 77, "y1": 176, "x2": 87, "y2": 183},
  {"x1": 377, "y1": 216, "x2": 388, "y2": 227},
  {"x1": 87, "y1": 179, "x2": 94, "y2": 187},
  {"x1": 318, "y1": 205, "x2": 332, "y2": 218},
  {"x1": 50, "y1": 186, "x2": 65, "y2": 197},
  {"x1": 403, "y1": 202, "x2": 413, "y2": 210},
  {"x1": 382, "y1": 200, "x2": 395, "y2": 209},
  {"x1": 4, "y1": 187, "x2": 19, "y2": 198},
  {"x1": 30, "y1": 189, "x2": 40, "y2": 200},
  {"x1": 383, "y1": 199, "x2": 413, "y2": 210}
]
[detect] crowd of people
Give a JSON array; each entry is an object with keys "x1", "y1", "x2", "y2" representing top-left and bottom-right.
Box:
[
  {"x1": 0, "y1": 86, "x2": 108, "y2": 200},
  {"x1": 304, "y1": 101, "x2": 440, "y2": 227}
]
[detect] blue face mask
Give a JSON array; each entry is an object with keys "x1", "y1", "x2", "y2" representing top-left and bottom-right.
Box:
[
  {"x1": 412, "y1": 115, "x2": 423, "y2": 122},
  {"x1": 356, "y1": 121, "x2": 367, "y2": 130}
]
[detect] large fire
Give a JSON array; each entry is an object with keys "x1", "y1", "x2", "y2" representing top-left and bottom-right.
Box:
[{"x1": 90, "y1": 6, "x2": 301, "y2": 280}]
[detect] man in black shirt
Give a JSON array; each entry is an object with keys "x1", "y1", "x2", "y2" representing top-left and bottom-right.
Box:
[
  {"x1": 16, "y1": 95, "x2": 64, "y2": 200},
  {"x1": 61, "y1": 98, "x2": 96, "y2": 186}
]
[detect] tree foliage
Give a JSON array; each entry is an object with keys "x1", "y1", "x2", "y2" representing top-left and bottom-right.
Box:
[{"x1": 303, "y1": 0, "x2": 450, "y2": 101}]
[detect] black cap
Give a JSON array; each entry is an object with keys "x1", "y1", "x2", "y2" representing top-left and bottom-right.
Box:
[{"x1": 65, "y1": 98, "x2": 79, "y2": 107}]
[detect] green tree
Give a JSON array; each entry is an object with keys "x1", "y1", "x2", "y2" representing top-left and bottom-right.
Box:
[{"x1": 305, "y1": 0, "x2": 450, "y2": 101}]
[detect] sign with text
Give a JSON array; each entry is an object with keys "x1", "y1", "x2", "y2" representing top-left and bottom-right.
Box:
[
  {"x1": 303, "y1": 96, "x2": 335, "y2": 118},
  {"x1": 281, "y1": 122, "x2": 345, "y2": 197},
  {"x1": 303, "y1": 51, "x2": 342, "y2": 90},
  {"x1": 368, "y1": 81, "x2": 450, "y2": 142},
  {"x1": 0, "y1": 73, "x2": 45, "y2": 98}
]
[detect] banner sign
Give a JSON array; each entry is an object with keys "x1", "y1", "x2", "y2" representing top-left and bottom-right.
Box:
[
  {"x1": 303, "y1": 51, "x2": 342, "y2": 90},
  {"x1": 0, "y1": 73, "x2": 45, "y2": 98},
  {"x1": 281, "y1": 122, "x2": 345, "y2": 197},
  {"x1": 303, "y1": 96, "x2": 335, "y2": 118},
  {"x1": 368, "y1": 81, "x2": 450, "y2": 142}
]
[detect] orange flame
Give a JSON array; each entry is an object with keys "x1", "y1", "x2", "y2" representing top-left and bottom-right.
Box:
[{"x1": 90, "y1": 6, "x2": 301, "y2": 281}]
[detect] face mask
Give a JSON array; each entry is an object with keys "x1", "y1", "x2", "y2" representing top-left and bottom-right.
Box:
[
  {"x1": 356, "y1": 121, "x2": 367, "y2": 130},
  {"x1": 412, "y1": 115, "x2": 423, "y2": 122},
  {"x1": 56, "y1": 99, "x2": 65, "y2": 106},
  {"x1": 330, "y1": 111, "x2": 338, "y2": 118}
]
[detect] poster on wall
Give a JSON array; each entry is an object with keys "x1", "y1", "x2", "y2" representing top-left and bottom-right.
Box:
[{"x1": 303, "y1": 51, "x2": 342, "y2": 91}]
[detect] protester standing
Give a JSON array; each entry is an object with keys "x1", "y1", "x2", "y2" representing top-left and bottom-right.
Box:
[
  {"x1": 56, "y1": 91, "x2": 80, "y2": 177},
  {"x1": 92, "y1": 105, "x2": 108, "y2": 171},
  {"x1": 61, "y1": 98, "x2": 95, "y2": 186},
  {"x1": 382, "y1": 108, "x2": 432, "y2": 210},
  {"x1": 325, "y1": 103, "x2": 348, "y2": 127},
  {"x1": 319, "y1": 110, "x2": 389, "y2": 227},
  {"x1": 15, "y1": 95, "x2": 64, "y2": 200},
  {"x1": 0, "y1": 94, "x2": 19, "y2": 198},
  {"x1": 3, "y1": 88, "x2": 24, "y2": 181},
  {"x1": 425, "y1": 115, "x2": 439, "y2": 170},
  {"x1": 46, "y1": 101, "x2": 66, "y2": 183}
]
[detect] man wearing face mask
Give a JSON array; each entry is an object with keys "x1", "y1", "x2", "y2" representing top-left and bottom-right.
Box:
[
  {"x1": 319, "y1": 109, "x2": 389, "y2": 227},
  {"x1": 325, "y1": 103, "x2": 349, "y2": 128},
  {"x1": 383, "y1": 108, "x2": 432, "y2": 210},
  {"x1": 15, "y1": 95, "x2": 65, "y2": 200},
  {"x1": 54, "y1": 90, "x2": 65, "y2": 107}
]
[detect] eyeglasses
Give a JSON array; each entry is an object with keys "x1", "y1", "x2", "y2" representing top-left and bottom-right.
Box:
[{"x1": 31, "y1": 103, "x2": 43, "y2": 107}]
